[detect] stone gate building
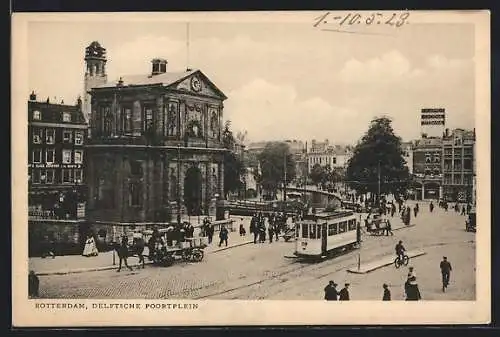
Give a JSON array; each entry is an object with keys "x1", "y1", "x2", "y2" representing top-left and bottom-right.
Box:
[{"x1": 85, "y1": 42, "x2": 228, "y2": 227}]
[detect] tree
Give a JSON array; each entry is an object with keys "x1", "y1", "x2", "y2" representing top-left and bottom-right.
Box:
[
  {"x1": 257, "y1": 142, "x2": 296, "y2": 195},
  {"x1": 346, "y1": 116, "x2": 409, "y2": 198},
  {"x1": 309, "y1": 163, "x2": 325, "y2": 185},
  {"x1": 221, "y1": 121, "x2": 246, "y2": 198}
]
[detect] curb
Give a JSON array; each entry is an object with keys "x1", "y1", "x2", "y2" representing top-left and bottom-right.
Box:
[
  {"x1": 393, "y1": 224, "x2": 416, "y2": 231},
  {"x1": 36, "y1": 241, "x2": 254, "y2": 276},
  {"x1": 347, "y1": 251, "x2": 427, "y2": 274},
  {"x1": 209, "y1": 240, "x2": 253, "y2": 253}
]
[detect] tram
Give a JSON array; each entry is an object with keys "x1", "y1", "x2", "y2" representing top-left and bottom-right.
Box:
[{"x1": 294, "y1": 210, "x2": 358, "y2": 258}]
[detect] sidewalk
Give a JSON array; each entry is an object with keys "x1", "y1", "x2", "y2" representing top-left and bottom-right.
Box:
[
  {"x1": 30, "y1": 233, "x2": 253, "y2": 276},
  {"x1": 347, "y1": 250, "x2": 427, "y2": 274}
]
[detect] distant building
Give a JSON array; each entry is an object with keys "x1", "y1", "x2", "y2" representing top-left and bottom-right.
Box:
[
  {"x1": 307, "y1": 143, "x2": 352, "y2": 173},
  {"x1": 412, "y1": 136, "x2": 443, "y2": 200},
  {"x1": 442, "y1": 128, "x2": 475, "y2": 202},
  {"x1": 83, "y1": 41, "x2": 108, "y2": 125},
  {"x1": 28, "y1": 92, "x2": 88, "y2": 219}
]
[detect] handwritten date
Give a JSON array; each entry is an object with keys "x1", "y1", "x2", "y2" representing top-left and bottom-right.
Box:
[{"x1": 314, "y1": 12, "x2": 410, "y2": 28}]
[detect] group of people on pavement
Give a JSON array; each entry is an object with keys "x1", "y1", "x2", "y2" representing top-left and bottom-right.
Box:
[
  {"x1": 324, "y1": 281, "x2": 350, "y2": 301},
  {"x1": 249, "y1": 212, "x2": 288, "y2": 244}
]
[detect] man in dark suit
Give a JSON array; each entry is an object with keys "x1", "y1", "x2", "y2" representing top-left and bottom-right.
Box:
[
  {"x1": 324, "y1": 281, "x2": 339, "y2": 301},
  {"x1": 339, "y1": 283, "x2": 350, "y2": 301},
  {"x1": 382, "y1": 283, "x2": 391, "y2": 301}
]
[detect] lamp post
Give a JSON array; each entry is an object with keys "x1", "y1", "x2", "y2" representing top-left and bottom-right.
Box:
[{"x1": 177, "y1": 144, "x2": 182, "y2": 225}]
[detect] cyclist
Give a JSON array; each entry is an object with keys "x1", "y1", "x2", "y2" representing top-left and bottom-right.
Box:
[{"x1": 395, "y1": 240, "x2": 406, "y2": 262}]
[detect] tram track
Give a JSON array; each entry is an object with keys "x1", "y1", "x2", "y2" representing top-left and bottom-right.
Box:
[{"x1": 194, "y1": 238, "x2": 474, "y2": 300}]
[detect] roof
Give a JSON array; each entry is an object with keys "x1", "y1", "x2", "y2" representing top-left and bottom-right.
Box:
[
  {"x1": 95, "y1": 69, "x2": 197, "y2": 89},
  {"x1": 414, "y1": 137, "x2": 443, "y2": 148}
]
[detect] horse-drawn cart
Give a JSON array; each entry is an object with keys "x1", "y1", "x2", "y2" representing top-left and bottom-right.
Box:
[{"x1": 144, "y1": 229, "x2": 208, "y2": 267}]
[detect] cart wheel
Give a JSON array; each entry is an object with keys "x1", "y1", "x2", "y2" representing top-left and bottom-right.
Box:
[
  {"x1": 162, "y1": 255, "x2": 174, "y2": 267},
  {"x1": 394, "y1": 257, "x2": 401, "y2": 268},
  {"x1": 192, "y1": 249, "x2": 204, "y2": 262}
]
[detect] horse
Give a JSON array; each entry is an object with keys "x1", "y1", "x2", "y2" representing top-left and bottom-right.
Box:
[{"x1": 110, "y1": 237, "x2": 146, "y2": 271}]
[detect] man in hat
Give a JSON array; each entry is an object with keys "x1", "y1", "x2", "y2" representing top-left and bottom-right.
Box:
[
  {"x1": 440, "y1": 256, "x2": 452, "y2": 292},
  {"x1": 339, "y1": 283, "x2": 350, "y2": 301},
  {"x1": 324, "y1": 281, "x2": 339, "y2": 301},
  {"x1": 382, "y1": 283, "x2": 391, "y2": 301}
]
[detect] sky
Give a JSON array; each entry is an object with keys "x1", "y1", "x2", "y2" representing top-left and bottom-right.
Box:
[{"x1": 27, "y1": 16, "x2": 475, "y2": 145}]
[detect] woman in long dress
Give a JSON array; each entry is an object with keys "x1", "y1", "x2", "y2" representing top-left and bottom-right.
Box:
[{"x1": 82, "y1": 235, "x2": 99, "y2": 257}]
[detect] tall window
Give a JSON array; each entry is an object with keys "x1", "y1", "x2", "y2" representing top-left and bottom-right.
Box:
[
  {"x1": 63, "y1": 130, "x2": 72, "y2": 143},
  {"x1": 132, "y1": 104, "x2": 142, "y2": 136},
  {"x1": 33, "y1": 110, "x2": 41, "y2": 120},
  {"x1": 46, "y1": 129, "x2": 55, "y2": 144},
  {"x1": 75, "y1": 131, "x2": 84, "y2": 145},
  {"x1": 46, "y1": 148, "x2": 55, "y2": 164},
  {"x1": 33, "y1": 128, "x2": 42, "y2": 144},
  {"x1": 144, "y1": 107, "x2": 154, "y2": 133},
  {"x1": 444, "y1": 174, "x2": 452, "y2": 185},
  {"x1": 62, "y1": 112, "x2": 71, "y2": 122},
  {"x1": 32, "y1": 169, "x2": 40, "y2": 183},
  {"x1": 33, "y1": 149, "x2": 41, "y2": 163},
  {"x1": 103, "y1": 107, "x2": 112, "y2": 136},
  {"x1": 62, "y1": 169, "x2": 73, "y2": 183},
  {"x1": 130, "y1": 161, "x2": 143, "y2": 177},
  {"x1": 453, "y1": 175, "x2": 462, "y2": 185},
  {"x1": 129, "y1": 182, "x2": 142, "y2": 207},
  {"x1": 74, "y1": 169, "x2": 83, "y2": 183},
  {"x1": 123, "y1": 108, "x2": 132, "y2": 134},
  {"x1": 74, "y1": 150, "x2": 83, "y2": 164},
  {"x1": 45, "y1": 169, "x2": 55, "y2": 184},
  {"x1": 97, "y1": 176, "x2": 115, "y2": 209},
  {"x1": 62, "y1": 150, "x2": 72, "y2": 164}
]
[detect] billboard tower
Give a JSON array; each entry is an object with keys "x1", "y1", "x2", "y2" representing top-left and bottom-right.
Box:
[{"x1": 420, "y1": 108, "x2": 445, "y2": 138}]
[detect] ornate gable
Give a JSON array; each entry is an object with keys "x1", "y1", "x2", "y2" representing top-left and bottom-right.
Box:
[{"x1": 171, "y1": 71, "x2": 227, "y2": 100}]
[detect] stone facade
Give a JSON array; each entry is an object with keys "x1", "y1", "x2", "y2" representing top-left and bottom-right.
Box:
[{"x1": 86, "y1": 47, "x2": 228, "y2": 225}]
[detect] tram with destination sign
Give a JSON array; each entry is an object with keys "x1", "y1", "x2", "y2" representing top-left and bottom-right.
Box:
[{"x1": 294, "y1": 210, "x2": 358, "y2": 258}]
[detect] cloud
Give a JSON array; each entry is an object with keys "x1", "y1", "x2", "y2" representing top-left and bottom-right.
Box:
[
  {"x1": 339, "y1": 50, "x2": 421, "y2": 83},
  {"x1": 224, "y1": 79, "x2": 369, "y2": 144}
]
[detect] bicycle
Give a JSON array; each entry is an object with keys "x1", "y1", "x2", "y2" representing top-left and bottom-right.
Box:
[{"x1": 394, "y1": 254, "x2": 410, "y2": 268}]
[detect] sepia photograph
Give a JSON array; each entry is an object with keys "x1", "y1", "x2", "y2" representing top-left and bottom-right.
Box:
[{"x1": 12, "y1": 10, "x2": 490, "y2": 326}]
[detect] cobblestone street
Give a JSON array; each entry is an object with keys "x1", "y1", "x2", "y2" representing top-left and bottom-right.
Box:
[{"x1": 37, "y1": 203, "x2": 475, "y2": 301}]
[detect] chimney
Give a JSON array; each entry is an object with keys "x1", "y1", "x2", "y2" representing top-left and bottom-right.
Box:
[
  {"x1": 445, "y1": 128, "x2": 450, "y2": 137},
  {"x1": 29, "y1": 91, "x2": 37, "y2": 101},
  {"x1": 151, "y1": 58, "x2": 167, "y2": 76}
]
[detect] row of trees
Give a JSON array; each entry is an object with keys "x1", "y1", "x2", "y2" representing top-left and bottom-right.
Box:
[{"x1": 222, "y1": 116, "x2": 410, "y2": 202}]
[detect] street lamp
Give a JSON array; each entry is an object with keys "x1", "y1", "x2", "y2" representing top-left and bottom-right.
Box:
[{"x1": 177, "y1": 144, "x2": 182, "y2": 225}]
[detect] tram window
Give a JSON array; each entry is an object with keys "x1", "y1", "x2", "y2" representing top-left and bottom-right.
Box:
[
  {"x1": 328, "y1": 223, "x2": 338, "y2": 236},
  {"x1": 339, "y1": 221, "x2": 347, "y2": 233},
  {"x1": 301, "y1": 224, "x2": 308, "y2": 238},
  {"x1": 317, "y1": 225, "x2": 322, "y2": 239},
  {"x1": 309, "y1": 225, "x2": 317, "y2": 238},
  {"x1": 348, "y1": 219, "x2": 357, "y2": 231}
]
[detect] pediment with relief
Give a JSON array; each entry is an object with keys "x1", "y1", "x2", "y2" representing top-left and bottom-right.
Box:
[{"x1": 172, "y1": 72, "x2": 227, "y2": 100}]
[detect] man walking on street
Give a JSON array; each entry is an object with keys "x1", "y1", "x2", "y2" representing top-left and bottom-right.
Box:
[
  {"x1": 218, "y1": 225, "x2": 229, "y2": 247},
  {"x1": 339, "y1": 283, "x2": 350, "y2": 301},
  {"x1": 440, "y1": 256, "x2": 452, "y2": 292},
  {"x1": 268, "y1": 223, "x2": 274, "y2": 243},
  {"x1": 385, "y1": 219, "x2": 393, "y2": 236},
  {"x1": 429, "y1": 201, "x2": 434, "y2": 213},
  {"x1": 382, "y1": 283, "x2": 391, "y2": 301}
]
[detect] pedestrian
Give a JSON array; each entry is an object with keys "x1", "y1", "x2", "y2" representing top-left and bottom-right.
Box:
[
  {"x1": 405, "y1": 266, "x2": 421, "y2": 300},
  {"x1": 416, "y1": 203, "x2": 419, "y2": 215},
  {"x1": 218, "y1": 225, "x2": 229, "y2": 247},
  {"x1": 391, "y1": 203, "x2": 396, "y2": 217},
  {"x1": 385, "y1": 219, "x2": 393, "y2": 236},
  {"x1": 382, "y1": 283, "x2": 391, "y2": 301},
  {"x1": 268, "y1": 223, "x2": 274, "y2": 243},
  {"x1": 239, "y1": 218, "x2": 246, "y2": 236},
  {"x1": 116, "y1": 235, "x2": 133, "y2": 272},
  {"x1": 440, "y1": 256, "x2": 452, "y2": 292},
  {"x1": 250, "y1": 216, "x2": 258, "y2": 244},
  {"x1": 356, "y1": 222, "x2": 362, "y2": 244},
  {"x1": 28, "y1": 270, "x2": 40, "y2": 298},
  {"x1": 324, "y1": 281, "x2": 339, "y2": 301},
  {"x1": 429, "y1": 201, "x2": 434, "y2": 213},
  {"x1": 413, "y1": 205, "x2": 418, "y2": 218},
  {"x1": 467, "y1": 203, "x2": 472, "y2": 214},
  {"x1": 454, "y1": 203, "x2": 460, "y2": 213},
  {"x1": 259, "y1": 222, "x2": 266, "y2": 243},
  {"x1": 339, "y1": 283, "x2": 350, "y2": 301},
  {"x1": 405, "y1": 206, "x2": 411, "y2": 226},
  {"x1": 274, "y1": 223, "x2": 280, "y2": 242},
  {"x1": 207, "y1": 224, "x2": 214, "y2": 244},
  {"x1": 82, "y1": 234, "x2": 98, "y2": 257},
  {"x1": 461, "y1": 206, "x2": 466, "y2": 216}
]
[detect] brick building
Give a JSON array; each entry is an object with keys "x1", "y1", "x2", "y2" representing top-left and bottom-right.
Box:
[
  {"x1": 85, "y1": 42, "x2": 228, "y2": 227},
  {"x1": 28, "y1": 92, "x2": 88, "y2": 219},
  {"x1": 411, "y1": 136, "x2": 443, "y2": 200},
  {"x1": 442, "y1": 128, "x2": 475, "y2": 202}
]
